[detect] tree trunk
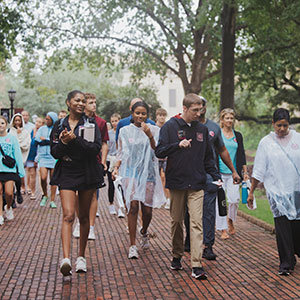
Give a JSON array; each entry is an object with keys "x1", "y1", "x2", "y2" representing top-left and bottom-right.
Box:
[{"x1": 220, "y1": 0, "x2": 236, "y2": 110}]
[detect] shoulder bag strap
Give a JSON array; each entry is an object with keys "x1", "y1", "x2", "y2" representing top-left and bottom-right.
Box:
[
  {"x1": 272, "y1": 136, "x2": 300, "y2": 178},
  {"x1": 0, "y1": 144, "x2": 5, "y2": 157}
]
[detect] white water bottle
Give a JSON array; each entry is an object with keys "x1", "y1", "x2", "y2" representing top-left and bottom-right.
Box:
[{"x1": 83, "y1": 119, "x2": 95, "y2": 142}]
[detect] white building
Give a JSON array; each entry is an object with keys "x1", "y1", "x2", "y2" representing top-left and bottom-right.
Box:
[{"x1": 121, "y1": 69, "x2": 185, "y2": 118}]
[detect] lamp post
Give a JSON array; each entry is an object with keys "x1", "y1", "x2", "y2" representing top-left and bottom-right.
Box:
[{"x1": 8, "y1": 90, "x2": 16, "y2": 122}]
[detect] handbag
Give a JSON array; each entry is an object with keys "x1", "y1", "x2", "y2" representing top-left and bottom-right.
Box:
[
  {"x1": 0, "y1": 145, "x2": 16, "y2": 168},
  {"x1": 217, "y1": 187, "x2": 227, "y2": 216}
]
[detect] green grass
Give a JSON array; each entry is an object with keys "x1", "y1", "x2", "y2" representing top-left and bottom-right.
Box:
[{"x1": 238, "y1": 189, "x2": 274, "y2": 226}]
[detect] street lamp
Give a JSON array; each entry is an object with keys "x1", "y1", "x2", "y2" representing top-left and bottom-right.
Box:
[{"x1": 8, "y1": 89, "x2": 16, "y2": 121}]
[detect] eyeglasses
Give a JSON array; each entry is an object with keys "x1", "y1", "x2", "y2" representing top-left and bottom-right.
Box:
[{"x1": 189, "y1": 107, "x2": 205, "y2": 113}]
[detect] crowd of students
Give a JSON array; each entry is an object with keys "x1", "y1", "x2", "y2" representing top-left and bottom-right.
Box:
[{"x1": 0, "y1": 91, "x2": 299, "y2": 279}]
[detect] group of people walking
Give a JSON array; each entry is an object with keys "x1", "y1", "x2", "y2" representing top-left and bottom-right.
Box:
[
  {"x1": 0, "y1": 90, "x2": 299, "y2": 280},
  {"x1": 0, "y1": 109, "x2": 63, "y2": 225}
]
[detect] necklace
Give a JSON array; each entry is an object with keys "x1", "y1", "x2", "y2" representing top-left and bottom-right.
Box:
[{"x1": 223, "y1": 129, "x2": 233, "y2": 138}]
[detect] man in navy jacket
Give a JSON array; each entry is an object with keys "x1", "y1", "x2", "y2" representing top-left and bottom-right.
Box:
[{"x1": 155, "y1": 93, "x2": 221, "y2": 280}]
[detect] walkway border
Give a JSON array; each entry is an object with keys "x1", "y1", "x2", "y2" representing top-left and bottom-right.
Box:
[{"x1": 237, "y1": 210, "x2": 275, "y2": 234}]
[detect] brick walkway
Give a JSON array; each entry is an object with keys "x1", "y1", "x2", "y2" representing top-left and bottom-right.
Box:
[{"x1": 0, "y1": 184, "x2": 299, "y2": 300}]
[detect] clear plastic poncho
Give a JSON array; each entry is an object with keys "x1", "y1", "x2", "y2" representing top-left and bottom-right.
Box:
[
  {"x1": 252, "y1": 130, "x2": 300, "y2": 220},
  {"x1": 117, "y1": 123, "x2": 165, "y2": 210}
]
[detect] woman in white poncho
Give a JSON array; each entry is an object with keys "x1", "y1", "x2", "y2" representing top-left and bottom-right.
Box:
[
  {"x1": 248, "y1": 108, "x2": 300, "y2": 276},
  {"x1": 113, "y1": 101, "x2": 165, "y2": 259}
]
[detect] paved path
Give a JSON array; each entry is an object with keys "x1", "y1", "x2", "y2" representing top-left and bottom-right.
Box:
[{"x1": 0, "y1": 184, "x2": 299, "y2": 300}]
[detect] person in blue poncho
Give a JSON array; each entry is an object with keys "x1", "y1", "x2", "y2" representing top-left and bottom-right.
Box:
[
  {"x1": 35, "y1": 112, "x2": 58, "y2": 208},
  {"x1": 0, "y1": 116, "x2": 25, "y2": 226}
]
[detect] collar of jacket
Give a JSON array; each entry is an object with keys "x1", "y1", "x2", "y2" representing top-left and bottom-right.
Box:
[{"x1": 172, "y1": 115, "x2": 199, "y2": 128}]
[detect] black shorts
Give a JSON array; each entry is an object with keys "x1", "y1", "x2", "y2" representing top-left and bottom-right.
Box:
[
  {"x1": 0, "y1": 172, "x2": 20, "y2": 182},
  {"x1": 58, "y1": 181, "x2": 102, "y2": 191}
]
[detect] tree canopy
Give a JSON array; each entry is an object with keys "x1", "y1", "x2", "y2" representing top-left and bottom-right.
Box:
[{"x1": 2, "y1": 0, "x2": 300, "y2": 119}]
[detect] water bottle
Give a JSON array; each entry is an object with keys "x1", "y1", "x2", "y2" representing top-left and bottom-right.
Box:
[
  {"x1": 242, "y1": 181, "x2": 248, "y2": 204},
  {"x1": 83, "y1": 119, "x2": 95, "y2": 142}
]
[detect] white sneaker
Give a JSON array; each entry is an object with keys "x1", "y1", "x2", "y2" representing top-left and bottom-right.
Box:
[
  {"x1": 4, "y1": 205, "x2": 14, "y2": 220},
  {"x1": 73, "y1": 222, "x2": 80, "y2": 238},
  {"x1": 109, "y1": 204, "x2": 117, "y2": 215},
  {"x1": 128, "y1": 245, "x2": 139, "y2": 259},
  {"x1": 0, "y1": 215, "x2": 4, "y2": 225},
  {"x1": 75, "y1": 256, "x2": 87, "y2": 273},
  {"x1": 165, "y1": 198, "x2": 170, "y2": 210},
  {"x1": 140, "y1": 230, "x2": 150, "y2": 249},
  {"x1": 117, "y1": 207, "x2": 125, "y2": 218},
  {"x1": 96, "y1": 211, "x2": 100, "y2": 217},
  {"x1": 88, "y1": 227, "x2": 96, "y2": 240},
  {"x1": 60, "y1": 258, "x2": 72, "y2": 276}
]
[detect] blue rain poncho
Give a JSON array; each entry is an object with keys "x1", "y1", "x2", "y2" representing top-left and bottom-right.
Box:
[
  {"x1": 252, "y1": 130, "x2": 300, "y2": 220},
  {"x1": 117, "y1": 123, "x2": 165, "y2": 209}
]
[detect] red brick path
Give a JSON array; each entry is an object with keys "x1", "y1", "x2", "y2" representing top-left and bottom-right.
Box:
[{"x1": 0, "y1": 184, "x2": 299, "y2": 299}]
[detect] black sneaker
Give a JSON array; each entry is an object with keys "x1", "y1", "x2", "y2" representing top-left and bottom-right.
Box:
[
  {"x1": 278, "y1": 270, "x2": 290, "y2": 276},
  {"x1": 12, "y1": 199, "x2": 17, "y2": 209},
  {"x1": 170, "y1": 257, "x2": 183, "y2": 270},
  {"x1": 202, "y1": 246, "x2": 217, "y2": 260},
  {"x1": 17, "y1": 194, "x2": 23, "y2": 204},
  {"x1": 192, "y1": 267, "x2": 207, "y2": 280}
]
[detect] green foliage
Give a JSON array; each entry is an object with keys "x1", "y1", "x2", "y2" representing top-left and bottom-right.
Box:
[
  {"x1": 236, "y1": 0, "x2": 300, "y2": 111},
  {"x1": 3, "y1": 67, "x2": 160, "y2": 121},
  {"x1": 20, "y1": 0, "x2": 224, "y2": 94},
  {"x1": 235, "y1": 121, "x2": 271, "y2": 150},
  {"x1": 0, "y1": 1, "x2": 26, "y2": 65}
]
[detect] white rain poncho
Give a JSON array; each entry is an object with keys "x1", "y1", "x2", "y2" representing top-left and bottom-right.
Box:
[
  {"x1": 117, "y1": 123, "x2": 165, "y2": 210},
  {"x1": 252, "y1": 130, "x2": 300, "y2": 220}
]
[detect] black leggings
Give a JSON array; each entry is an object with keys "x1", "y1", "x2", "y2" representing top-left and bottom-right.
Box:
[
  {"x1": 106, "y1": 161, "x2": 115, "y2": 204},
  {"x1": 15, "y1": 176, "x2": 21, "y2": 196},
  {"x1": 274, "y1": 216, "x2": 300, "y2": 272}
]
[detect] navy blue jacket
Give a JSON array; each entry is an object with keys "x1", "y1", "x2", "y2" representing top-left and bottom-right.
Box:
[{"x1": 155, "y1": 115, "x2": 221, "y2": 190}]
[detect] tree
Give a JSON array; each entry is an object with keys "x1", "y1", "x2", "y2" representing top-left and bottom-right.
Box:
[
  {"x1": 24, "y1": 0, "x2": 224, "y2": 95},
  {"x1": 236, "y1": 0, "x2": 300, "y2": 113},
  {"x1": 0, "y1": 1, "x2": 27, "y2": 66},
  {"x1": 220, "y1": 0, "x2": 236, "y2": 110}
]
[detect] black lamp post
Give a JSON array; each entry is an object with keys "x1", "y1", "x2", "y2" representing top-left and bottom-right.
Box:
[{"x1": 8, "y1": 89, "x2": 16, "y2": 122}]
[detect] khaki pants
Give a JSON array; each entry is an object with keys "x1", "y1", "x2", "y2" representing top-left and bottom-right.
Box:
[{"x1": 170, "y1": 189, "x2": 204, "y2": 268}]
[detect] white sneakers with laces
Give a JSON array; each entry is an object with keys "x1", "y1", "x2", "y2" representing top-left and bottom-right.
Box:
[
  {"x1": 140, "y1": 230, "x2": 150, "y2": 249},
  {"x1": 109, "y1": 204, "x2": 117, "y2": 215},
  {"x1": 75, "y1": 256, "x2": 87, "y2": 273},
  {"x1": 117, "y1": 207, "x2": 125, "y2": 218},
  {"x1": 128, "y1": 245, "x2": 139, "y2": 259},
  {"x1": 4, "y1": 205, "x2": 14, "y2": 220},
  {"x1": 88, "y1": 226, "x2": 96, "y2": 240}
]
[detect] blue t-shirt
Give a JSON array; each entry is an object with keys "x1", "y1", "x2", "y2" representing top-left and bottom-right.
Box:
[{"x1": 219, "y1": 130, "x2": 237, "y2": 174}]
